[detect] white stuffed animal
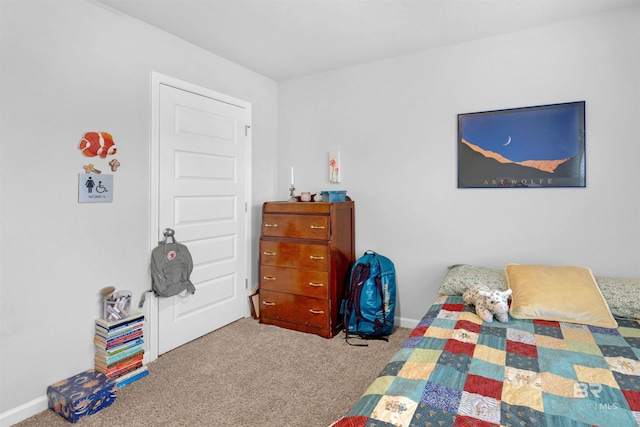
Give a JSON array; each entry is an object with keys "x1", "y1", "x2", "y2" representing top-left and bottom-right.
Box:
[{"x1": 462, "y1": 285, "x2": 512, "y2": 323}]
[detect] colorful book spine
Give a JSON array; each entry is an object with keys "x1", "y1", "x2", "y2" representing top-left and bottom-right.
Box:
[
  {"x1": 94, "y1": 334, "x2": 143, "y2": 351},
  {"x1": 94, "y1": 329, "x2": 143, "y2": 347},
  {"x1": 95, "y1": 312, "x2": 144, "y2": 330},
  {"x1": 96, "y1": 345, "x2": 144, "y2": 364},
  {"x1": 95, "y1": 322, "x2": 144, "y2": 339},
  {"x1": 95, "y1": 338, "x2": 144, "y2": 356},
  {"x1": 116, "y1": 366, "x2": 149, "y2": 388},
  {"x1": 95, "y1": 349, "x2": 144, "y2": 368},
  {"x1": 95, "y1": 354, "x2": 144, "y2": 376},
  {"x1": 101, "y1": 361, "x2": 143, "y2": 379},
  {"x1": 94, "y1": 313, "x2": 147, "y2": 381}
]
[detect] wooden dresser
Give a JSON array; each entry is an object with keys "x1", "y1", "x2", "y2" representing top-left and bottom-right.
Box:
[{"x1": 259, "y1": 199, "x2": 355, "y2": 338}]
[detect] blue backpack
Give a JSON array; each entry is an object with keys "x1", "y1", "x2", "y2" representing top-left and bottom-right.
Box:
[{"x1": 342, "y1": 251, "x2": 396, "y2": 344}]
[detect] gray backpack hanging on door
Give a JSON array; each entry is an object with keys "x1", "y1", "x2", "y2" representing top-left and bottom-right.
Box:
[{"x1": 139, "y1": 229, "x2": 195, "y2": 307}]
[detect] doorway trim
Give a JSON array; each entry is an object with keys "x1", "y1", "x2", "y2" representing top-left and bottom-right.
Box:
[{"x1": 148, "y1": 71, "x2": 253, "y2": 362}]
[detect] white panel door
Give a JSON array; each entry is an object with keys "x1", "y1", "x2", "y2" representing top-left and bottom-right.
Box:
[{"x1": 158, "y1": 83, "x2": 249, "y2": 354}]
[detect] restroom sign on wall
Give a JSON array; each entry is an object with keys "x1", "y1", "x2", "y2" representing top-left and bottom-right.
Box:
[{"x1": 79, "y1": 173, "x2": 113, "y2": 203}]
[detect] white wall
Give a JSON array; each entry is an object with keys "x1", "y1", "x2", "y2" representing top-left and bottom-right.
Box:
[
  {"x1": 2, "y1": 0, "x2": 639, "y2": 424},
  {"x1": 0, "y1": 0, "x2": 278, "y2": 423},
  {"x1": 278, "y1": 7, "x2": 640, "y2": 325}
]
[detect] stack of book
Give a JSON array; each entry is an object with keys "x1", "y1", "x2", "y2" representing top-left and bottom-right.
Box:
[{"x1": 94, "y1": 312, "x2": 148, "y2": 388}]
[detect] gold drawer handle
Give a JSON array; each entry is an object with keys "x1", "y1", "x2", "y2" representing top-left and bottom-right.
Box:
[
  {"x1": 309, "y1": 225, "x2": 326, "y2": 229},
  {"x1": 309, "y1": 309, "x2": 325, "y2": 314},
  {"x1": 262, "y1": 251, "x2": 277, "y2": 256},
  {"x1": 263, "y1": 276, "x2": 276, "y2": 281},
  {"x1": 308, "y1": 282, "x2": 325, "y2": 287},
  {"x1": 262, "y1": 301, "x2": 276, "y2": 306},
  {"x1": 264, "y1": 223, "x2": 278, "y2": 227},
  {"x1": 309, "y1": 255, "x2": 325, "y2": 260}
]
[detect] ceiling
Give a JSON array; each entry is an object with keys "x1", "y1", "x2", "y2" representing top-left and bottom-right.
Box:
[{"x1": 97, "y1": 0, "x2": 639, "y2": 81}]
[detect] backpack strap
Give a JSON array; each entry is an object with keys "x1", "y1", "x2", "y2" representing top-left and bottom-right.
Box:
[
  {"x1": 351, "y1": 263, "x2": 369, "y2": 330},
  {"x1": 370, "y1": 256, "x2": 389, "y2": 341},
  {"x1": 138, "y1": 289, "x2": 154, "y2": 308},
  {"x1": 373, "y1": 274, "x2": 386, "y2": 328},
  {"x1": 344, "y1": 263, "x2": 371, "y2": 346}
]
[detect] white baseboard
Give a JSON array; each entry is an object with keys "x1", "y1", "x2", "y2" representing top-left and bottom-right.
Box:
[
  {"x1": 0, "y1": 395, "x2": 48, "y2": 427},
  {"x1": 397, "y1": 316, "x2": 419, "y2": 329}
]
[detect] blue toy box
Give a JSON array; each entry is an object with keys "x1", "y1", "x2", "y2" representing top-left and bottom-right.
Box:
[
  {"x1": 47, "y1": 369, "x2": 116, "y2": 423},
  {"x1": 321, "y1": 190, "x2": 347, "y2": 202}
]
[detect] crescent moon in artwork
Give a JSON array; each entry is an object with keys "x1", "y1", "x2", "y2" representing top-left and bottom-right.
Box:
[{"x1": 503, "y1": 136, "x2": 512, "y2": 146}]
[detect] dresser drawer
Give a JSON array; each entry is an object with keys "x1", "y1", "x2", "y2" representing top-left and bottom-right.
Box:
[
  {"x1": 262, "y1": 214, "x2": 330, "y2": 240},
  {"x1": 260, "y1": 241, "x2": 328, "y2": 271},
  {"x1": 260, "y1": 290, "x2": 329, "y2": 328},
  {"x1": 260, "y1": 265, "x2": 329, "y2": 298}
]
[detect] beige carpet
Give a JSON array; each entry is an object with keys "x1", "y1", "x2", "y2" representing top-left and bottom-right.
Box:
[{"x1": 15, "y1": 318, "x2": 411, "y2": 427}]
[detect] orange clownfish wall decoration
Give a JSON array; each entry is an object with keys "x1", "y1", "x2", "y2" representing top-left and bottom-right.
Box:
[{"x1": 79, "y1": 132, "x2": 117, "y2": 158}]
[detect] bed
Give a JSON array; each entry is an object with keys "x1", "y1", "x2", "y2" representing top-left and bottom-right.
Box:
[{"x1": 332, "y1": 264, "x2": 640, "y2": 427}]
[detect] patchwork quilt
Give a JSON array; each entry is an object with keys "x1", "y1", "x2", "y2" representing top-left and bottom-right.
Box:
[{"x1": 332, "y1": 295, "x2": 640, "y2": 427}]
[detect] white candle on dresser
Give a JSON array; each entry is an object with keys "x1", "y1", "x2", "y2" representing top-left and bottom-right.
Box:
[{"x1": 290, "y1": 166, "x2": 294, "y2": 186}]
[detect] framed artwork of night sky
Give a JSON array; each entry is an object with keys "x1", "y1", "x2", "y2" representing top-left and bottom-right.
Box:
[{"x1": 457, "y1": 101, "x2": 585, "y2": 188}]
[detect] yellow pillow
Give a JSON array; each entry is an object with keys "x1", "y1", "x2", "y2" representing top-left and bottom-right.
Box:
[{"x1": 506, "y1": 264, "x2": 618, "y2": 328}]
